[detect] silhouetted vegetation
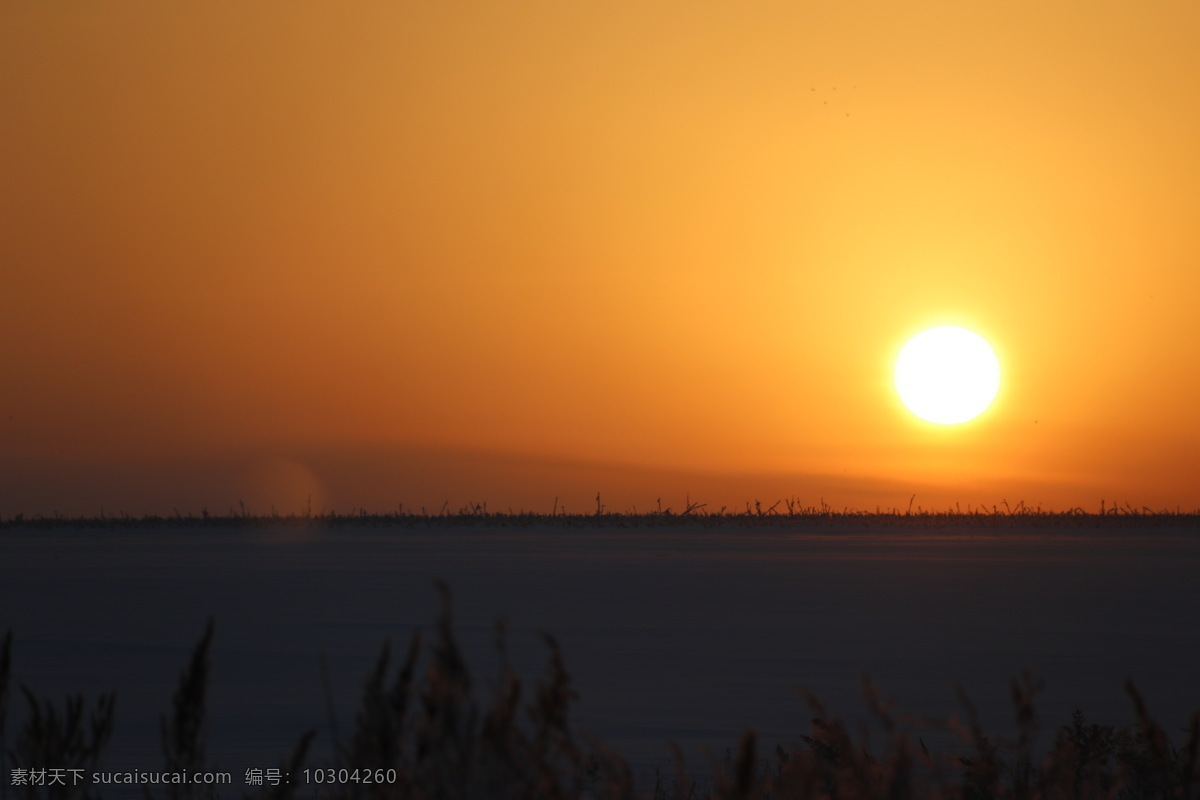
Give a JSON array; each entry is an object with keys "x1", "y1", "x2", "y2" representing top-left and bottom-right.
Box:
[
  {"x1": 3, "y1": 497, "x2": 1198, "y2": 532},
  {"x1": 2, "y1": 622, "x2": 113, "y2": 800},
  {"x1": 3, "y1": 587, "x2": 1199, "y2": 799}
]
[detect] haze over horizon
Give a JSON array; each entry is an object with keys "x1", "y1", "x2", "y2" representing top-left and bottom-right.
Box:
[{"x1": 4, "y1": 1, "x2": 1199, "y2": 516}]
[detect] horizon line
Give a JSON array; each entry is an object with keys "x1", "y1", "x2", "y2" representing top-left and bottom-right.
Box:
[{"x1": 5, "y1": 496, "x2": 1199, "y2": 529}]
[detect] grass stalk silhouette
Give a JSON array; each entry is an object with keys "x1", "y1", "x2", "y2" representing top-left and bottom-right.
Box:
[
  {"x1": 2, "y1": 625, "x2": 114, "y2": 800},
  {"x1": 3, "y1": 589, "x2": 1200, "y2": 799},
  {"x1": 4, "y1": 498, "x2": 1199, "y2": 531}
]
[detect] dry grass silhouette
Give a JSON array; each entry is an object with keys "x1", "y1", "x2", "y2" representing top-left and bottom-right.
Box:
[
  {"x1": 3, "y1": 582, "x2": 1199, "y2": 800},
  {"x1": 3, "y1": 497, "x2": 1198, "y2": 531}
]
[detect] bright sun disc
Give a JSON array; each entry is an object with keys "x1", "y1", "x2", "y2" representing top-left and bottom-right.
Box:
[{"x1": 894, "y1": 326, "x2": 1000, "y2": 425}]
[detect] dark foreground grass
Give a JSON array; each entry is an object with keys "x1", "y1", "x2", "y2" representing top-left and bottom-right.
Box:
[{"x1": 3, "y1": 586, "x2": 1199, "y2": 800}]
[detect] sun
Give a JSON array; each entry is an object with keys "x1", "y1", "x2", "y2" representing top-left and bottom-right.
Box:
[{"x1": 894, "y1": 326, "x2": 1000, "y2": 425}]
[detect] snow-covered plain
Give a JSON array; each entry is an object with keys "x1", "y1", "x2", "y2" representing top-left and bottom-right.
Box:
[{"x1": 2, "y1": 519, "x2": 1198, "y2": 786}]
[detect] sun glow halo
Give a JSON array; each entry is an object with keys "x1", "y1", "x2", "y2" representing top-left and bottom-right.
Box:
[{"x1": 894, "y1": 327, "x2": 1000, "y2": 425}]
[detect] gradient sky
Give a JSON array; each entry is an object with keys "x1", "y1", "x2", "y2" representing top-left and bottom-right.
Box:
[{"x1": 3, "y1": 1, "x2": 1199, "y2": 516}]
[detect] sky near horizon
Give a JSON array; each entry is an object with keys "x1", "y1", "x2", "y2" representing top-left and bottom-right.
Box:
[{"x1": 3, "y1": 0, "x2": 1199, "y2": 516}]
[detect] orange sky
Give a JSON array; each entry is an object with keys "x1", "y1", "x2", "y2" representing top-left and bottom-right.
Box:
[{"x1": 3, "y1": 0, "x2": 1199, "y2": 516}]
